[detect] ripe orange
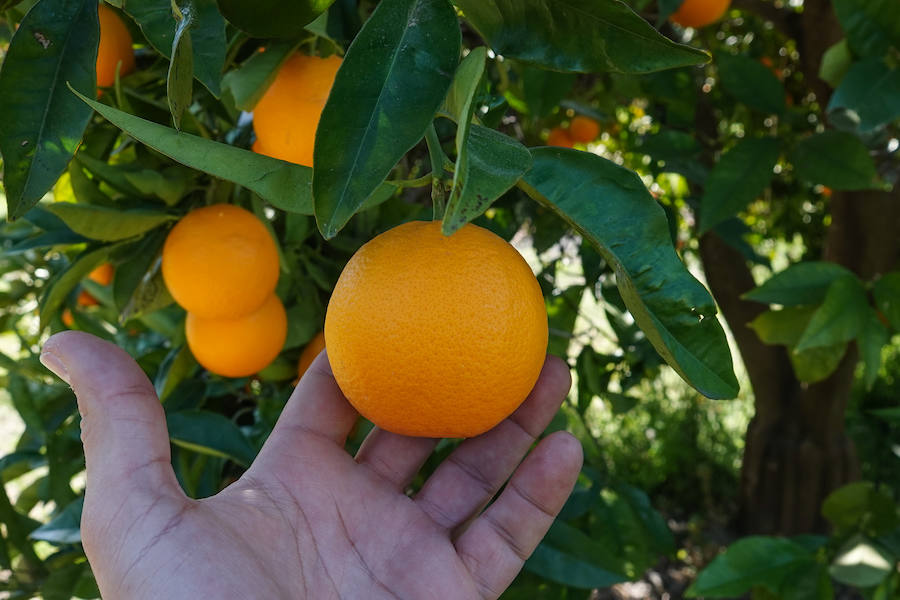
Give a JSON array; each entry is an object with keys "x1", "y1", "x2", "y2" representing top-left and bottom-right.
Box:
[
  {"x1": 186, "y1": 294, "x2": 287, "y2": 377},
  {"x1": 569, "y1": 116, "x2": 600, "y2": 143},
  {"x1": 325, "y1": 221, "x2": 548, "y2": 438},
  {"x1": 670, "y1": 0, "x2": 730, "y2": 28},
  {"x1": 547, "y1": 127, "x2": 575, "y2": 148},
  {"x1": 77, "y1": 263, "x2": 114, "y2": 307},
  {"x1": 62, "y1": 309, "x2": 75, "y2": 327},
  {"x1": 297, "y1": 331, "x2": 326, "y2": 380},
  {"x1": 252, "y1": 54, "x2": 342, "y2": 167},
  {"x1": 162, "y1": 204, "x2": 280, "y2": 319},
  {"x1": 96, "y1": 4, "x2": 135, "y2": 90}
]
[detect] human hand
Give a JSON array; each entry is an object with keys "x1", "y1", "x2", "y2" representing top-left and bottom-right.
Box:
[{"x1": 40, "y1": 331, "x2": 582, "y2": 599}]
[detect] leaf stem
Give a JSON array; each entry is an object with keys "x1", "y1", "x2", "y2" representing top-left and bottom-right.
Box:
[
  {"x1": 389, "y1": 173, "x2": 433, "y2": 188},
  {"x1": 425, "y1": 123, "x2": 449, "y2": 220}
]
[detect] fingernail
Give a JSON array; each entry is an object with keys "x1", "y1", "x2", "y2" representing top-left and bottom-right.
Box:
[{"x1": 40, "y1": 349, "x2": 70, "y2": 385}]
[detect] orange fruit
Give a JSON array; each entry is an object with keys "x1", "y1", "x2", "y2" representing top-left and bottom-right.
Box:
[
  {"x1": 297, "y1": 331, "x2": 326, "y2": 380},
  {"x1": 162, "y1": 204, "x2": 280, "y2": 319},
  {"x1": 547, "y1": 127, "x2": 575, "y2": 148},
  {"x1": 96, "y1": 4, "x2": 135, "y2": 90},
  {"x1": 325, "y1": 221, "x2": 548, "y2": 438},
  {"x1": 62, "y1": 309, "x2": 75, "y2": 327},
  {"x1": 252, "y1": 54, "x2": 342, "y2": 167},
  {"x1": 670, "y1": 0, "x2": 730, "y2": 28},
  {"x1": 77, "y1": 263, "x2": 114, "y2": 306},
  {"x1": 569, "y1": 116, "x2": 600, "y2": 143},
  {"x1": 186, "y1": 294, "x2": 287, "y2": 377}
]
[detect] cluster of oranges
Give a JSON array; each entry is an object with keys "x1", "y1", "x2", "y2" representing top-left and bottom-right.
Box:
[
  {"x1": 161, "y1": 204, "x2": 286, "y2": 378},
  {"x1": 546, "y1": 115, "x2": 600, "y2": 148}
]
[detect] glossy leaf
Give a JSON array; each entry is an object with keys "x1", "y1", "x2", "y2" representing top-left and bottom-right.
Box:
[
  {"x1": 46, "y1": 203, "x2": 176, "y2": 241},
  {"x1": 521, "y1": 147, "x2": 739, "y2": 399},
  {"x1": 443, "y1": 125, "x2": 531, "y2": 234},
  {"x1": 716, "y1": 53, "x2": 785, "y2": 115},
  {"x1": 832, "y1": 0, "x2": 900, "y2": 58},
  {"x1": 687, "y1": 536, "x2": 817, "y2": 598},
  {"x1": 796, "y1": 275, "x2": 868, "y2": 352},
  {"x1": 453, "y1": 0, "x2": 708, "y2": 74},
  {"x1": 313, "y1": 0, "x2": 461, "y2": 238},
  {"x1": 166, "y1": 410, "x2": 257, "y2": 467},
  {"x1": 222, "y1": 40, "x2": 299, "y2": 111},
  {"x1": 124, "y1": 0, "x2": 225, "y2": 96},
  {"x1": 873, "y1": 272, "x2": 900, "y2": 330},
  {"x1": 0, "y1": 0, "x2": 97, "y2": 219},
  {"x1": 743, "y1": 261, "x2": 854, "y2": 306},
  {"x1": 830, "y1": 536, "x2": 895, "y2": 588},
  {"x1": 699, "y1": 137, "x2": 780, "y2": 232},
  {"x1": 828, "y1": 58, "x2": 900, "y2": 133},
  {"x1": 71, "y1": 88, "x2": 314, "y2": 213},
  {"x1": 29, "y1": 497, "x2": 82, "y2": 544},
  {"x1": 217, "y1": 0, "x2": 335, "y2": 38},
  {"x1": 167, "y1": 3, "x2": 194, "y2": 130},
  {"x1": 792, "y1": 131, "x2": 879, "y2": 191}
]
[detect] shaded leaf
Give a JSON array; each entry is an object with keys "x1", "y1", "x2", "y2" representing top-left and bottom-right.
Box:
[
  {"x1": 167, "y1": 410, "x2": 257, "y2": 466},
  {"x1": 716, "y1": 53, "x2": 786, "y2": 115},
  {"x1": 819, "y1": 39, "x2": 852, "y2": 88},
  {"x1": 38, "y1": 243, "x2": 121, "y2": 328},
  {"x1": 859, "y1": 311, "x2": 889, "y2": 390},
  {"x1": 521, "y1": 147, "x2": 738, "y2": 399},
  {"x1": 796, "y1": 275, "x2": 868, "y2": 352},
  {"x1": 743, "y1": 261, "x2": 854, "y2": 306},
  {"x1": 167, "y1": 2, "x2": 194, "y2": 129},
  {"x1": 29, "y1": 497, "x2": 83, "y2": 544},
  {"x1": 830, "y1": 536, "x2": 895, "y2": 588},
  {"x1": 699, "y1": 137, "x2": 780, "y2": 232},
  {"x1": 124, "y1": 0, "x2": 225, "y2": 96},
  {"x1": 453, "y1": 0, "x2": 708, "y2": 74},
  {"x1": 217, "y1": 0, "x2": 335, "y2": 38},
  {"x1": 0, "y1": 0, "x2": 98, "y2": 219},
  {"x1": 792, "y1": 130, "x2": 879, "y2": 191},
  {"x1": 313, "y1": 0, "x2": 461, "y2": 237},
  {"x1": 45, "y1": 203, "x2": 176, "y2": 241},
  {"x1": 832, "y1": 0, "x2": 900, "y2": 58},
  {"x1": 873, "y1": 272, "x2": 900, "y2": 331},
  {"x1": 525, "y1": 520, "x2": 630, "y2": 588}
]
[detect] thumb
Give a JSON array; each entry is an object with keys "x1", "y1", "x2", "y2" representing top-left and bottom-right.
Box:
[{"x1": 40, "y1": 331, "x2": 183, "y2": 503}]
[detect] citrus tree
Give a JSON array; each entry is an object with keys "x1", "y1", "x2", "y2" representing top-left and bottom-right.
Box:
[{"x1": 0, "y1": 0, "x2": 898, "y2": 597}]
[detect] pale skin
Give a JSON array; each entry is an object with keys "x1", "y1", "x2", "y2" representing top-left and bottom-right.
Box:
[{"x1": 40, "y1": 331, "x2": 583, "y2": 599}]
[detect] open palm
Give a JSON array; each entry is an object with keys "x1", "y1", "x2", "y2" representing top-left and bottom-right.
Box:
[{"x1": 41, "y1": 332, "x2": 582, "y2": 599}]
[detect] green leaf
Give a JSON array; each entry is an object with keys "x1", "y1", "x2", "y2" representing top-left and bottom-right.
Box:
[
  {"x1": 520, "y1": 65, "x2": 576, "y2": 118},
  {"x1": 443, "y1": 125, "x2": 531, "y2": 235},
  {"x1": 216, "y1": 0, "x2": 335, "y2": 38},
  {"x1": 0, "y1": 0, "x2": 98, "y2": 219},
  {"x1": 167, "y1": 3, "x2": 194, "y2": 130},
  {"x1": 38, "y1": 243, "x2": 120, "y2": 328},
  {"x1": 832, "y1": 0, "x2": 900, "y2": 58},
  {"x1": 121, "y1": 259, "x2": 174, "y2": 321},
  {"x1": 819, "y1": 39, "x2": 852, "y2": 88},
  {"x1": 452, "y1": 0, "x2": 708, "y2": 74},
  {"x1": 792, "y1": 130, "x2": 879, "y2": 191},
  {"x1": 743, "y1": 261, "x2": 855, "y2": 306},
  {"x1": 312, "y1": 0, "x2": 461, "y2": 238},
  {"x1": 525, "y1": 520, "x2": 630, "y2": 588},
  {"x1": 699, "y1": 137, "x2": 780, "y2": 232},
  {"x1": 791, "y1": 343, "x2": 848, "y2": 384},
  {"x1": 716, "y1": 53, "x2": 786, "y2": 115},
  {"x1": 124, "y1": 0, "x2": 225, "y2": 96},
  {"x1": 521, "y1": 147, "x2": 738, "y2": 399},
  {"x1": 796, "y1": 275, "x2": 868, "y2": 352},
  {"x1": 166, "y1": 410, "x2": 257, "y2": 467},
  {"x1": 45, "y1": 203, "x2": 176, "y2": 241},
  {"x1": 828, "y1": 58, "x2": 900, "y2": 133},
  {"x1": 70, "y1": 88, "x2": 314, "y2": 213},
  {"x1": 445, "y1": 46, "x2": 485, "y2": 159},
  {"x1": 830, "y1": 536, "x2": 895, "y2": 588},
  {"x1": 859, "y1": 311, "x2": 889, "y2": 390},
  {"x1": 873, "y1": 272, "x2": 900, "y2": 331},
  {"x1": 222, "y1": 40, "x2": 299, "y2": 111},
  {"x1": 29, "y1": 497, "x2": 83, "y2": 544},
  {"x1": 113, "y1": 230, "x2": 166, "y2": 311},
  {"x1": 749, "y1": 306, "x2": 816, "y2": 346},
  {"x1": 822, "y1": 482, "x2": 899, "y2": 534},
  {"x1": 686, "y1": 536, "x2": 816, "y2": 598}
]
